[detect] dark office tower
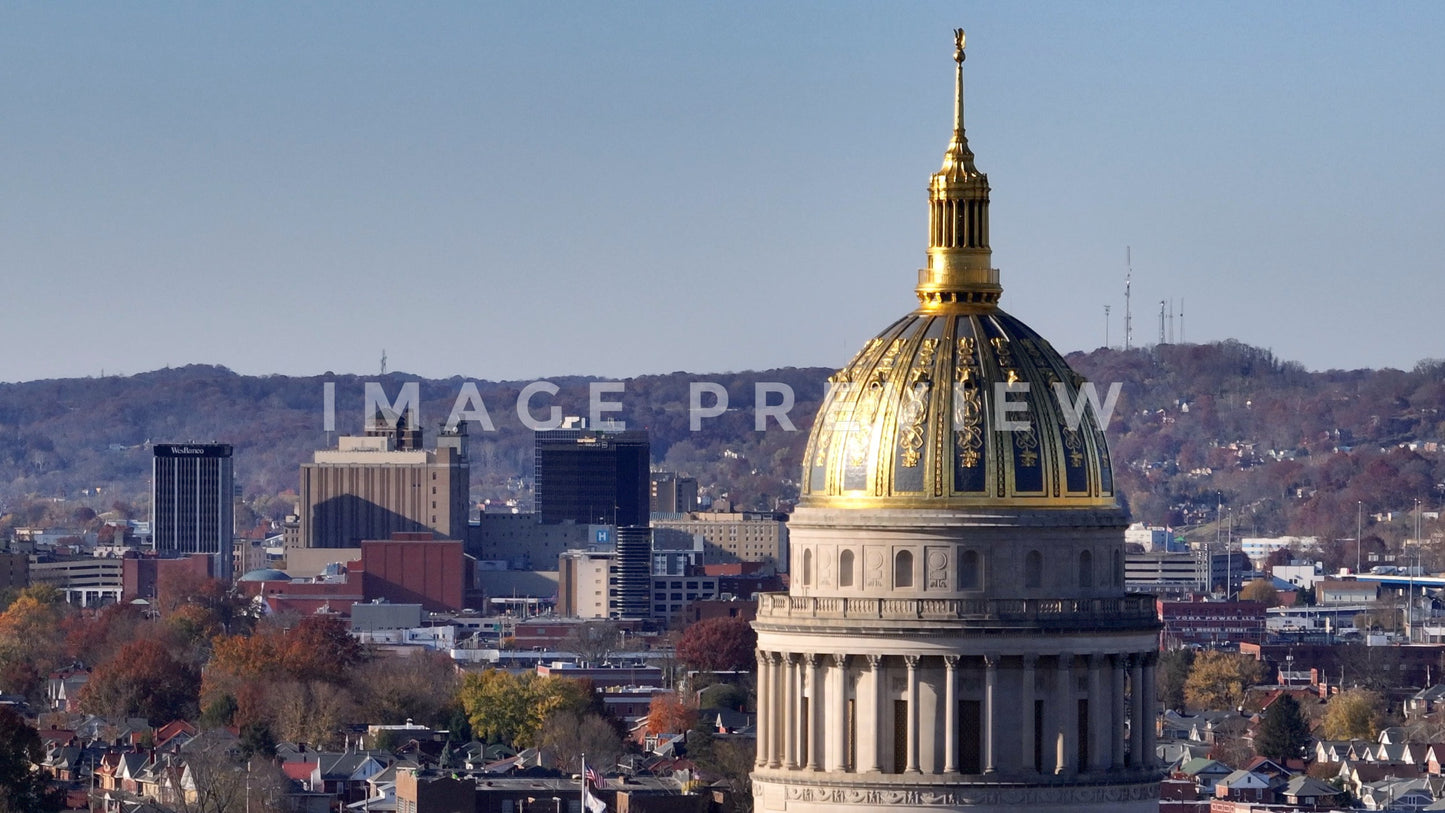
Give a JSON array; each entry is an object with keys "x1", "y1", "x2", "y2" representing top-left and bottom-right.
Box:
[
  {"x1": 152, "y1": 443, "x2": 235, "y2": 583},
  {"x1": 534, "y1": 428, "x2": 650, "y2": 527}
]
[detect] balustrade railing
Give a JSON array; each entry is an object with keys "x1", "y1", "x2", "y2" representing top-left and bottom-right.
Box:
[{"x1": 758, "y1": 592, "x2": 1158, "y2": 625}]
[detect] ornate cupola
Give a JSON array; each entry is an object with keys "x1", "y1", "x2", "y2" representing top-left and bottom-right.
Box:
[
  {"x1": 917, "y1": 29, "x2": 1000, "y2": 310},
  {"x1": 798, "y1": 28, "x2": 1117, "y2": 512},
  {"x1": 751, "y1": 30, "x2": 1162, "y2": 813}
]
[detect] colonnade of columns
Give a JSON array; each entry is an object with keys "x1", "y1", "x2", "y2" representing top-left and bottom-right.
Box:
[{"x1": 754, "y1": 648, "x2": 1157, "y2": 778}]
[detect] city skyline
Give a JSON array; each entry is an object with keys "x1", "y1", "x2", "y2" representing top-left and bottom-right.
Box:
[{"x1": 4, "y1": 3, "x2": 1443, "y2": 384}]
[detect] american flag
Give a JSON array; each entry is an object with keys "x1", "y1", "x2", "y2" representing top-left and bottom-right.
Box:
[{"x1": 585, "y1": 766, "x2": 602, "y2": 787}]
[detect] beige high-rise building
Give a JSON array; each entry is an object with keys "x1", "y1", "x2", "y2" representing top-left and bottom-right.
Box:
[
  {"x1": 750, "y1": 32, "x2": 1161, "y2": 812},
  {"x1": 296, "y1": 421, "x2": 468, "y2": 548},
  {"x1": 558, "y1": 549, "x2": 613, "y2": 619},
  {"x1": 652, "y1": 511, "x2": 789, "y2": 573}
]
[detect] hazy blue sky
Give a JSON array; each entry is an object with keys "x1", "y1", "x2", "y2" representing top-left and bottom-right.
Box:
[{"x1": 3, "y1": 2, "x2": 1442, "y2": 383}]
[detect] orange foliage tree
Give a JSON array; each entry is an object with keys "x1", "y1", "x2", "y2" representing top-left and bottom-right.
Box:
[
  {"x1": 646, "y1": 692, "x2": 697, "y2": 736},
  {"x1": 76, "y1": 637, "x2": 200, "y2": 724},
  {"x1": 202, "y1": 615, "x2": 366, "y2": 728}
]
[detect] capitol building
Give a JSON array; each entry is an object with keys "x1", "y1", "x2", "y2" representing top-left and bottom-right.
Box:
[{"x1": 750, "y1": 32, "x2": 1162, "y2": 813}]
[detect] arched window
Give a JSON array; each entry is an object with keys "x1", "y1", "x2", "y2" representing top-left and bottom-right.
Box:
[
  {"x1": 802, "y1": 549, "x2": 813, "y2": 586},
  {"x1": 839, "y1": 550, "x2": 855, "y2": 588},
  {"x1": 959, "y1": 550, "x2": 981, "y2": 589},
  {"x1": 1079, "y1": 549, "x2": 1094, "y2": 588},
  {"x1": 1113, "y1": 549, "x2": 1122, "y2": 587},
  {"x1": 1024, "y1": 550, "x2": 1042, "y2": 589},
  {"x1": 894, "y1": 550, "x2": 914, "y2": 588}
]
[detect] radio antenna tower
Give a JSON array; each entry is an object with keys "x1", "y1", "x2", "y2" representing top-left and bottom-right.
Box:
[
  {"x1": 1104, "y1": 305, "x2": 1111, "y2": 348},
  {"x1": 1124, "y1": 246, "x2": 1133, "y2": 351},
  {"x1": 1180, "y1": 299, "x2": 1186, "y2": 343},
  {"x1": 1159, "y1": 300, "x2": 1166, "y2": 345},
  {"x1": 380, "y1": 349, "x2": 388, "y2": 376}
]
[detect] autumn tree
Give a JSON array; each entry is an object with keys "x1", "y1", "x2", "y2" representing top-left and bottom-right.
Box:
[
  {"x1": 352, "y1": 651, "x2": 461, "y2": 727},
  {"x1": 293, "y1": 615, "x2": 364, "y2": 669},
  {"x1": 458, "y1": 670, "x2": 578, "y2": 748},
  {"x1": 647, "y1": 691, "x2": 697, "y2": 736},
  {"x1": 1240, "y1": 579, "x2": 1281, "y2": 606},
  {"x1": 1184, "y1": 651, "x2": 1263, "y2": 711},
  {"x1": 564, "y1": 620, "x2": 622, "y2": 666},
  {"x1": 269, "y1": 680, "x2": 355, "y2": 748},
  {"x1": 1322, "y1": 688, "x2": 1384, "y2": 740},
  {"x1": 77, "y1": 637, "x2": 201, "y2": 724},
  {"x1": 539, "y1": 709, "x2": 623, "y2": 774},
  {"x1": 61, "y1": 602, "x2": 147, "y2": 665},
  {"x1": 1262, "y1": 547, "x2": 1293, "y2": 574},
  {"x1": 207, "y1": 615, "x2": 364, "y2": 690},
  {"x1": 1254, "y1": 694, "x2": 1311, "y2": 763},
  {"x1": 676, "y1": 617, "x2": 757, "y2": 673},
  {"x1": 0, "y1": 584, "x2": 70, "y2": 697},
  {"x1": 203, "y1": 615, "x2": 367, "y2": 731}
]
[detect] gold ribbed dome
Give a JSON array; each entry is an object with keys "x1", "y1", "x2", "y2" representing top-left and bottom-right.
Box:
[{"x1": 800, "y1": 31, "x2": 1117, "y2": 510}]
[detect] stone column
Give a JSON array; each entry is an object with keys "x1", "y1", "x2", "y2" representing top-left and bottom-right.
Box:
[
  {"x1": 1055, "y1": 653, "x2": 1074, "y2": 775},
  {"x1": 943, "y1": 655, "x2": 959, "y2": 773},
  {"x1": 1111, "y1": 653, "x2": 1127, "y2": 770},
  {"x1": 1088, "y1": 654, "x2": 1109, "y2": 772},
  {"x1": 769, "y1": 649, "x2": 781, "y2": 768},
  {"x1": 755, "y1": 649, "x2": 769, "y2": 768},
  {"x1": 904, "y1": 654, "x2": 921, "y2": 774},
  {"x1": 831, "y1": 654, "x2": 849, "y2": 772},
  {"x1": 806, "y1": 655, "x2": 821, "y2": 771},
  {"x1": 983, "y1": 654, "x2": 999, "y2": 774},
  {"x1": 794, "y1": 654, "x2": 807, "y2": 768},
  {"x1": 1142, "y1": 653, "x2": 1158, "y2": 768},
  {"x1": 782, "y1": 654, "x2": 798, "y2": 769},
  {"x1": 1128, "y1": 654, "x2": 1144, "y2": 767},
  {"x1": 861, "y1": 655, "x2": 882, "y2": 773},
  {"x1": 1020, "y1": 655, "x2": 1037, "y2": 774}
]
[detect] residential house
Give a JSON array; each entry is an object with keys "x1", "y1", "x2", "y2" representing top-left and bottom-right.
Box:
[
  {"x1": 1214, "y1": 769, "x2": 1277, "y2": 804},
  {"x1": 1176, "y1": 758, "x2": 1232, "y2": 796},
  {"x1": 1359, "y1": 776, "x2": 1438, "y2": 810},
  {"x1": 46, "y1": 667, "x2": 89, "y2": 711},
  {"x1": 1280, "y1": 775, "x2": 1347, "y2": 810},
  {"x1": 1412, "y1": 685, "x2": 1445, "y2": 716},
  {"x1": 1339, "y1": 761, "x2": 1424, "y2": 797},
  {"x1": 1316, "y1": 739, "x2": 1373, "y2": 764},
  {"x1": 311, "y1": 751, "x2": 392, "y2": 806},
  {"x1": 153, "y1": 720, "x2": 198, "y2": 752}
]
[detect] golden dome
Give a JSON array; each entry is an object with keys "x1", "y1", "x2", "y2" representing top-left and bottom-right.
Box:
[
  {"x1": 799, "y1": 31, "x2": 1117, "y2": 511},
  {"x1": 800, "y1": 310, "x2": 1116, "y2": 509}
]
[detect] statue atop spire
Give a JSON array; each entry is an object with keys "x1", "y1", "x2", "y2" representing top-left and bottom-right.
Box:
[
  {"x1": 915, "y1": 27, "x2": 1000, "y2": 310},
  {"x1": 953, "y1": 29, "x2": 966, "y2": 134}
]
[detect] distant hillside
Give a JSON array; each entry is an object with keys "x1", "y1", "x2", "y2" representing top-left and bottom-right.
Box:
[
  {"x1": 1, "y1": 343, "x2": 1442, "y2": 556},
  {"x1": 1068, "y1": 342, "x2": 1445, "y2": 550},
  {"x1": 0, "y1": 365, "x2": 830, "y2": 519}
]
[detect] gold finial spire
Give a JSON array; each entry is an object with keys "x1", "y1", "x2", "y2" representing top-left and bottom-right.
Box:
[
  {"x1": 954, "y1": 28, "x2": 966, "y2": 133},
  {"x1": 916, "y1": 28, "x2": 999, "y2": 310}
]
